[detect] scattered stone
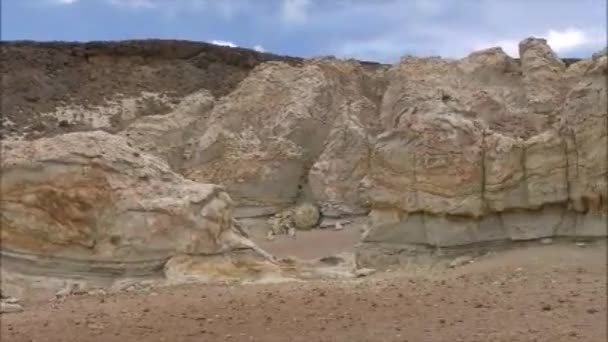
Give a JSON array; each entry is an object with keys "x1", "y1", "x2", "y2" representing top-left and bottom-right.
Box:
[
  {"x1": 334, "y1": 222, "x2": 344, "y2": 231},
  {"x1": 4, "y1": 297, "x2": 20, "y2": 304},
  {"x1": 539, "y1": 238, "x2": 553, "y2": 245},
  {"x1": 87, "y1": 289, "x2": 107, "y2": 297},
  {"x1": 293, "y1": 203, "x2": 320, "y2": 230},
  {"x1": 354, "y1": 268, "x2": 376, "y2": 278},
  {"x1": 319, "y1": 256, "x2": 345, "y2": 266},
  {"x1": 576, "y1": 242, "x2": 587, "y2": 248},
  {"x1": 55, "y1": 286, "x2": 74, "y2": 299},
  {"x1": 449, "y1": 256, "x2": 474, "y2": 268},
  {"x1": 587, "y1": 308, "x2": 598, "y2": 314},
  {"x1": 0, "y1": 302, "x2": 24, "y2": 314},
  {"x1": 541, "y1": 304, "x2": 552, "y2": 311}
]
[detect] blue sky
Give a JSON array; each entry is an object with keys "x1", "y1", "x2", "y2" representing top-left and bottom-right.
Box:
[{"x1": 2, "y1": 0, "x2": 606, "y2": 62}]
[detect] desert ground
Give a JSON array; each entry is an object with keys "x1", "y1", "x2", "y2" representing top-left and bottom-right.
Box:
[{"x1": 2, "y1": 230, "x2": 606, "y2": 342}]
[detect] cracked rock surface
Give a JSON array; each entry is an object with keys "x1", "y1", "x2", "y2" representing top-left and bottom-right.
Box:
[{"x1": 1, "y1": 37, "x2": 606, "y2": 272}]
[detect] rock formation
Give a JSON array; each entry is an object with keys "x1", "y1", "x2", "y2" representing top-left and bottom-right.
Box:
[
  {"x1": 1, "y1": 37, "x2": 606, "y2": 274},
  {"x1": 358, "y1": 39, "x2": 607, "y2": 267},
  {"x1": 0, "y1": 131, "x2": 267, "y2": 279}
]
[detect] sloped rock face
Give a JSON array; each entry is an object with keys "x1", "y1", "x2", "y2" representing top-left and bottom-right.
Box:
[
  {"x1": 181, "y1": 60, "x2": 382, "y2": 217},
  {"x1": 358, "y1": 39, "x2": 607, "y2": 268},
  {"x1": 0, "y1": 131, "x2": 260, "y2": 278}
]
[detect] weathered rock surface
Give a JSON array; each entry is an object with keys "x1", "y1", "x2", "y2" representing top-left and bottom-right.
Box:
[
  {"x1": 0, "y1": 131, "x2": 265, "y2": 279},
  {"x1": 0, "y1": 40, "x2": 303, "y2": 140},
  {"x1": 1, "y1": 37, "x2": 606, "y2": 271},
  {"x1": 181, "y1": 60, "x2": 382, "y2": 217},
  {"x1": 357, "y1": 39, "x2": 606, "y2": 267}
]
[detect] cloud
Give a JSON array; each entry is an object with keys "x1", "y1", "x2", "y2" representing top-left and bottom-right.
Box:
[
  {"x1": 281, "y1": 0, "x2": 311, "y2": 24},
  {"x1": 107, "y1": 0, "x2": 157, "y2": 9},
  {"x1": 210, "y1": 41, "x2": 267, "y2": 53},
  {"x1": 546, "y1": 28, "x2": 602, "y2": 52},
  {"x1": 8, "y1": 0, "x2": 606, "y2": 62},
  {"x1": 336, "y1": 37, "x2": 405, "y2": 62},
  {"x1": 102, "y1": 0, "x2": 255, "y2": 20},
  {"x1": 327, "y1": 0, "x2": 606, "y2": 61},
  {"x1": 54, "y1": 0, "x2": 79, "y2": 4},
  {"x1": 475, "y1": 28, "x2": 605, "y2": 57},
  {"x1": 210, "y1": 40, "x2": 237, "y2": 48}
]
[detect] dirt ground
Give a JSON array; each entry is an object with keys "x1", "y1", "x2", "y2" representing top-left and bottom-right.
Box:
[
  {"x1": 1, "y1": 238, "x2": 606, "y2": 342},
  {"x1": 253, "y1": 227, "x2": 362, "y2": 260}
]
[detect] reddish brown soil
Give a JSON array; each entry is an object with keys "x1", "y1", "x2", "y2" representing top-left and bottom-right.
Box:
[{"x1": 2, "y1": 241, "x2": 605, "y2": 342}]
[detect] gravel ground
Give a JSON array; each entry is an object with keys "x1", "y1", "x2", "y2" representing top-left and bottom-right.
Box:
[{"x1": 2, "y1": 240, "x2": 606, "y2": 342}]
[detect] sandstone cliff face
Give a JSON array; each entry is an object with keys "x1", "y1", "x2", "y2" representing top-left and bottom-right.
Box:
[
  {"x1": 181, "y1": 60, "x2": 382, "y2": 217},
  {"x1": 358, "y1": 39, "x2": 606, "y2": 267},
  {"x1": 1, "y1": 38, "x2": 606, "y2": 273}
]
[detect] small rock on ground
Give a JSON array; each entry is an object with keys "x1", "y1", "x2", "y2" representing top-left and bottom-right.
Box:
[
  {"x1": 449, "y1": 255, "x2": 474, "y2": 268},
  {"x1": 4, "y1": 297, "x2": 20, "y2": 304},
  {"x1": 354, "y1": 268, "x2": 376, "y2": 277},
  {"x1": 1, "y1": 302, "x2": 24, "y2": 314}
]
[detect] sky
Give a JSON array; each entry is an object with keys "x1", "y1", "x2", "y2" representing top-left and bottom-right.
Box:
[{"x1": 1, "y1": 0, "x2": 606, "y2": 63}]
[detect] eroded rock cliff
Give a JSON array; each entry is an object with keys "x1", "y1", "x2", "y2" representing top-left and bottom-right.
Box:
[{"x1": 1, "y1": 38, "x2": 606, "y2": 272}]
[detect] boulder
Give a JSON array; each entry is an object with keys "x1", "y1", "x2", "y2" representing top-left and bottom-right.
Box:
[
  {"x1": 0, "y1": 131, "x2": 258, "y2": 269},
  {"x1": 292, "y1": 203, "x2": 321, "y2": 230}
]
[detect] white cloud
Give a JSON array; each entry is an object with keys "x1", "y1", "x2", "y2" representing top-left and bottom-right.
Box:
[
  {"x1": 54, "y1": 0, "x2": 79, "y2": 4},
  {"x1": 281, "y1": 0, "x2": 311, "y2": 24},
  {"x1": 546, "y1": 28, "x2": 599, "y2": 52},
  {"x1": 337, "y1": 37, "x2": 404, "y2": 62},
  {"x1": 211, "y1": 40, "x2": 237, "y2": 48},
  {"x1": 253, "y1": 45, "x2": 266, "y2": 52},
  {"x1": 475, "y1": 28, "x2": 604, "y2": 57},
  {"x1": 474, "y1": 39, "x2": 520, "y2": 57}
]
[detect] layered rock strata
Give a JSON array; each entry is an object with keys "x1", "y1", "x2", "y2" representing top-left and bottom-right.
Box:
[
  {"x1": 0, "y1": 131, "x2": 268, "y2": 279},
  {"x1": 1, "y1": 37, "x2": 606, "y2": 271}
]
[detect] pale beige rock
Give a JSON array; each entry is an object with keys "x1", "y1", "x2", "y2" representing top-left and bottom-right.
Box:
[
  {"x1": 0, "y1": 302, "x2": 23, "y2": 314},
  {"x1": 119, "y1": 90, "x2": 215, "y2": 169},
  {"x1": 369, "y1": 113, "x2": 485, "y2": 217},
  {"x1": 181, "y1": 60, "x2": 381, "y2": 215},
  {"x1": 2, "y1": 37, "x2": 606, "y2": 274},
  {"x1": 360, "y1": 38, "x2": 606, "y2": 260},
  {"x1": 519, "y1": 37, "x2": 567, "y2": 115},
  {"x1": 0, "y1": 131, "x2": 260, "y2": 267},
  {"x1": 163, "y1": 253, "x2": 281, "y2": 285},
  {"x1": 292, "y1": 203, "x2": 320, "y2": 230}
]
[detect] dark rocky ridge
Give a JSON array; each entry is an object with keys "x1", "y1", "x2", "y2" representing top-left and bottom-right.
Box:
[{"x1": 1, "y1": 39, "x2": 306, "y2": 139}]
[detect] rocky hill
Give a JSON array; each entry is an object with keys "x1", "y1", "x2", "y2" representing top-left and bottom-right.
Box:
[{"x1": 0, "y1": 38, "x2": 606, "y2": 285}]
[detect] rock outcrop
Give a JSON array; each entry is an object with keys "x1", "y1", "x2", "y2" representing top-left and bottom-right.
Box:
[
  {"x1": 181, "y1": 60, "x2": 383, "y2": 218},
  {"x1": 1, "y1": 37, "x2": 606, "y2": 272},
  {"x1": 357, "y1": 39, "x2": 607, "y2": 268},
  {"x1": 0, "y1": 131, "x2": 265, "y2": 278}
]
